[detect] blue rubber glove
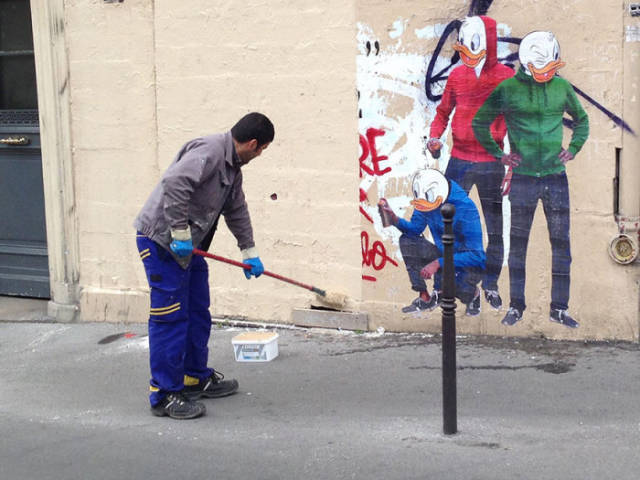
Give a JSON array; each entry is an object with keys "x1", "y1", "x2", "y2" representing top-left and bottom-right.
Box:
[
  {"x1": 170, "y1": 238, "x2": 193, "y2": 257},
  {"x1": 243, "y1": 257, "x2": 264, "y2": 279},
  {"x1": 169, "y1": 228, "x2": 193, "y2": 257}
]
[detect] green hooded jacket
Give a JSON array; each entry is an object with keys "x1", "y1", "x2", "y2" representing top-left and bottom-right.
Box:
[{"x1": 472, "y1": 68, "x2": 589, "y2": 177}]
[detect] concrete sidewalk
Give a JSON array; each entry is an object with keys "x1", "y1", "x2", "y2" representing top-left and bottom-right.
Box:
[{"x1": 0, "y1": 303, "x2": 639, "y2": 479}]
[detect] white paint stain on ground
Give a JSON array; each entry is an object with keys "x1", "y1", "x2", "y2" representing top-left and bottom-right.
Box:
[
  {"x1": 114, "y1": 335, "x2": 149, "y2": 352},
  {"x1": 27, "y1": 325, "x2": 72, "y2": 349}
]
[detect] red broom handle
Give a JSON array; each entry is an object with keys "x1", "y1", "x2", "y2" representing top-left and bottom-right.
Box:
[{"x1": 192, "y1": 248, "x2": 326, "y2": 296}]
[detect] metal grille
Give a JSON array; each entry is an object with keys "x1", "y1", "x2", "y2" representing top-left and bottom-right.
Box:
[{"x1": 0, "y1": 109, "x2": 39, "y2": 126}]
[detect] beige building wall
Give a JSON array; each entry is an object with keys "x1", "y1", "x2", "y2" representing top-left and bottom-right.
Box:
[
  {"x1": 32, "y1": 1, "x2": 639, "y2": 341},
  {"x1": 60, "y1": 0, "x2": 361, "y2": 325}
]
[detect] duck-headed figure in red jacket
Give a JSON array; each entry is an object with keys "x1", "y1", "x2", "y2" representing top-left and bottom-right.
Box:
[{"x1": 427, "y1": 15, "x2": 513, "y2": 312}]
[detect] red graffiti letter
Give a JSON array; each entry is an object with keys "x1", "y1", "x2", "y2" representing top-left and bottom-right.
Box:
[
  {"x1": 359, "y1": 134, "x2": 373, "y2": 177},
  {"x1": 361, "y1": 231, "x2": 399, "y2": 271},
  {"x1": 359, "y1": 128, "x2": 391, "y2": 178},
  {"x1": 365, "y1": 128, "x2": 391, "y2": 176}
]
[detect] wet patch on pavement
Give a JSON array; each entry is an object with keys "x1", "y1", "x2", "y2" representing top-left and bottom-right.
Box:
[
  {"x1": 97, "y1": 332, "x2": 142, "y2": 345},
  {"x1": 402, "y1": 436, "x2": 504, "y2": 450},
  {"x1": 409, "y1": 361, "x2": 575, "y2": 374}
]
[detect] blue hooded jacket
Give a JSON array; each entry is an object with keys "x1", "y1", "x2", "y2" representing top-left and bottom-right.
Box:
[{"x1": 396, "y1": 180, "x2": 486, "y2": 269}]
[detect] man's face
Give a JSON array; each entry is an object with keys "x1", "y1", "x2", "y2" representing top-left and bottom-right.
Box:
[{"x1": 238, "y1": 140, "x2": 270, "y2": 165}]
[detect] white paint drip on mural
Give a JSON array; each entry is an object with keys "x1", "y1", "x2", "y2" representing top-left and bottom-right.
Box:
[
  {"x1": 358, "y1": 20, "x2": 435, "y2": 259},
  {"x1": 389, "y1": 18, "x2": 408, "y2": 39},
  {"x1": 414, "y1": 23, "x2": 449, "y2": 40},
  {"x1": 497, "y1": 23, "x2": 513, "y2": 259},
  {"x1": 357, "y1": 20, "x2": 514, "y2": 264}
]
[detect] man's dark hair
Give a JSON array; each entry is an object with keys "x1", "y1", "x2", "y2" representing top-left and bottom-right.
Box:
[{"x1": 231, "y1": 112, "x2": 275, "y2": 147}]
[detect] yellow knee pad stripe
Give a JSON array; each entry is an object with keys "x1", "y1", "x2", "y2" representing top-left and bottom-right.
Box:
[
  {"x1": 150, "y1": 302, "x2": 181, "y2": 315},
  {"x1": 150, "y1": 306, "x2": 180, "y2": 316}
]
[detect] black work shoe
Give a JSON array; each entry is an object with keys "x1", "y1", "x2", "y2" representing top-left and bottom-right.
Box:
[
  {"x1": 550, "y1": 309, "x2": 579, "y2": 328},
  {"x1": 402, "y1": 290, "x2": 441, "y2": 313},
  {"x1": 150, "y1": 392, "x2": 206, "y2": 419},
  {"x1": 484, "y1": 289, "x2": 502, "y2": 310},
  {"x1": 183, "y1": 371, "x2": 239, "y2": 400},
  {"x1": 465, "y1": 289, "x2": 481, "y2": 316},
  {"x1": 501, "y1": 307, "x2": 523, "y2": 326}
]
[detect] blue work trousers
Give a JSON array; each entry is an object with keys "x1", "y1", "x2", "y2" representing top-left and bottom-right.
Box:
[
  {"x1": 507, "y1": 172, "x2": 571, "y2": 312},
  {"x1": 136, "y1": 234, "x2": 214, "y2": 406},
  {"x1": 445, "y1": 157, "x2": 504, "y2": 291}
]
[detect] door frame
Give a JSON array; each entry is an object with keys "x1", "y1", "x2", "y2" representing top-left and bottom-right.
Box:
[{"x1": 30, "y1": 0, "x2": 79, "y2": 321}]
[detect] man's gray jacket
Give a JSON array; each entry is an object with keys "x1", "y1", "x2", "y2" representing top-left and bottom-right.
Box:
[{"x1": 134, "y1": 131, "x2": 255, "y2": 261}]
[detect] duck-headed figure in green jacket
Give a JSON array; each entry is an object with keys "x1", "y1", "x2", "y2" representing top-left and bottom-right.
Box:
[{"x1": 472, "y1": 31, "x2": 589, "y2": 329}]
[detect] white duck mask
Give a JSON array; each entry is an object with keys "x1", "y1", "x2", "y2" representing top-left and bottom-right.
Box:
[
  {"x1": 410, "y1": 169, "x2": 450, "y2": 212},
  {"x1": 519, "y1": 31, "x2": 565, "y2": 83},
  {"x1": 453, "y1": 16, "x2": 487, "y2": 78}
]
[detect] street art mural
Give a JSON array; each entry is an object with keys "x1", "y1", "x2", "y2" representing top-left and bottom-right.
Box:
[{"x1": 357, "y1": 1, "x2": 633, "y2": 328}]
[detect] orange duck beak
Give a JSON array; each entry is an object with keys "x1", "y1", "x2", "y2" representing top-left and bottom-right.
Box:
[
  {"x1": 410, "y1": 196, "x2": 443, "y2": 212},
  {"x1": 528, "y1": 59, "x2": 565, "y2": 83},
  {"x1": 453, "y1": 42, "x2": 486, "y2": 68}
]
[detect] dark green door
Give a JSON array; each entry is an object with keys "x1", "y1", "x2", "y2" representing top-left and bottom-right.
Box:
[{"x1": 0, "y1": 0, "x2": 49, "y2": 298}]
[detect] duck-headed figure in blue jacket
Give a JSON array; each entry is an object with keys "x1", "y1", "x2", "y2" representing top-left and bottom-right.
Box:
[{"x1": 379, "y1": 168, "x2": 486, "y2": 315}]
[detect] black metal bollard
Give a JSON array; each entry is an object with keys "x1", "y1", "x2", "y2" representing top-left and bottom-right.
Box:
[{"x1": 441, "y1": 203, "x2": 457, "y2": 435}]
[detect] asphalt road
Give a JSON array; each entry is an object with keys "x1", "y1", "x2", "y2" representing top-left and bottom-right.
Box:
[{"x1": 1, "y1": 321, "x2": 639, "y2": 480}]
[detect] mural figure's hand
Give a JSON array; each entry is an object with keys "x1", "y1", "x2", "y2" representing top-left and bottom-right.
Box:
[
  {"x1": 378, "y1": 198, "x2": 399, "y2": 226},
  {"x1": 501, "y1": 167, "x2": 513, "y2": 196},
  {"x1": 558, "y1": 149, "x2": 574, "y2": 164},
  {"x1": 426, "y1": 138, "x2": 442, "y2": 158},
  {"x1": 501, "y1": 152, "x2": 521, "y2": 168},
  {"x1": 420, "y1": 260, "x2": 440, "y2": 279}
]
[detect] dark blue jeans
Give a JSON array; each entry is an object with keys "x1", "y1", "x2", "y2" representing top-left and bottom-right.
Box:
[
  {"x1": 136, "y1": 233, "x2": 214, "y2": 407},
  {"x1": 399, "y1": 234, "x2": 482, "y2": 304},
  {"x1": 445, "y1": 157, "x2": 504, "y2": 291},
  {"x1": 507, "y1": 173, "x2": 571, "y2": 312}
]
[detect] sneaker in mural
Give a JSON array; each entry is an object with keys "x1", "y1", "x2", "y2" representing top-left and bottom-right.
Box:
[
  {"x1": 549, "y1": 309, "x2": 579, "y2": 328},
  {"x1": 484, "y1": 289, "x2": 502, "y2": 310},
  {"x1": 501, "y1": 307, "x2": 523, "y2": 326},
  {"x1": 401, "y1": 290, "x2": 441, "y2": 313},
  {"x1": 465, "y1": 289, "x2": 481, "y2": 316}
]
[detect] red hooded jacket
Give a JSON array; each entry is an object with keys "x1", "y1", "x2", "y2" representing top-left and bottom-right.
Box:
[{"x1": 429, "y1": 16, "x2": 514, "y2": 163}]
